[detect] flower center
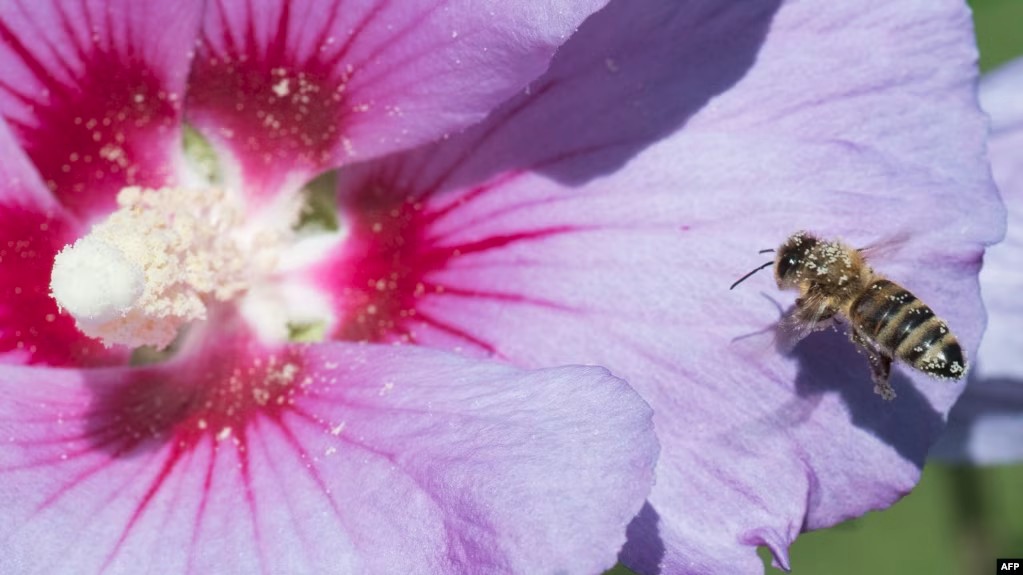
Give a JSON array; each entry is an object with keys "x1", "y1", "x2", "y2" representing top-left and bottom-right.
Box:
[{"x1": 50, "y1": 186, "x2": 293, "y2": 349}]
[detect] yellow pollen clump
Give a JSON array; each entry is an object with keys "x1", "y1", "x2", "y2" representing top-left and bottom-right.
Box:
[{"x1": 50, "y1": 186, "x2": 288, "y2": 348}]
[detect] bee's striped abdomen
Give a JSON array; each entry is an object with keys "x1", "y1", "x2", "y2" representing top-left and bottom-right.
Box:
[{"x1": 849, "y1": 279, "x2": 967, "y2": 380}]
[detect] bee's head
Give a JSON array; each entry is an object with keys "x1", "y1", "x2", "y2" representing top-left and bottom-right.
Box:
[{"x1": 775, "y1": 231, "x2": 818, "y2": 289}]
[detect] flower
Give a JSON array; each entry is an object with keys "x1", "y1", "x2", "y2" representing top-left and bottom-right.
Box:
[
  {"x1": 0, "y1": 1, "x2": 1004, "y2": 574},
  {"x1": 297, "y1": 0, "x2": 1001, "y2": 573},
  {"x1": 932, "y1": 57, "x2": 1023, "y2": 464},
  {"x1": 0, "y1": 1, "x2": 660, "y2": 574}
]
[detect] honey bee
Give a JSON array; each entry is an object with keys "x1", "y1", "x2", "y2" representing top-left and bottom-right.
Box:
[{"x1": 731, "y1": 231, "x2": 967, "y2": 400}]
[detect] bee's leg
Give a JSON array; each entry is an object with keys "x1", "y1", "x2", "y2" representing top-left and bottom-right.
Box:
[
  {"x1": 850, "y1": 330, "x2": 896, "y2": 400},
  {"x1": 871, "y1": 355, "x2": 895, "y2": 400}
]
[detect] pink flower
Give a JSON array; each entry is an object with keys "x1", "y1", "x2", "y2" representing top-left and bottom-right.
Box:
[
  {"x1": 0, "y1": 0, "x2": 1005, "y2": 574},
  {"x1": 0, "y1": 1, "x2": 660, "y2": 574},
  {"x1": 295, "y1": 1, "x2": 1002, "y2": 573}
]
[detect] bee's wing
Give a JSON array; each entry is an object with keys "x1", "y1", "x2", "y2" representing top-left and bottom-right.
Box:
[
  {"x1": 856, "y1": 230, "x2": 913, "y2": 262},
  {"x1": 774, "y1": 293, "x2": 836, "y2": 353}
]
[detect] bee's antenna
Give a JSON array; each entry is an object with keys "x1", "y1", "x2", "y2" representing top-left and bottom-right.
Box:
[
  {"x1": 729, "y1": 261, "x2": 774, "y2": 290},
  {"x1": 758, "y1": 248, "x2": 775, "y2": 254}
]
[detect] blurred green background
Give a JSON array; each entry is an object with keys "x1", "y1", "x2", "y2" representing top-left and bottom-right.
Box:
[
  {"x1": 609, "y1": 1, "x2": 1023, "y2": 574},
  {"x1": 972, "y1": 0, "x2": 1023, "y2": 72}
]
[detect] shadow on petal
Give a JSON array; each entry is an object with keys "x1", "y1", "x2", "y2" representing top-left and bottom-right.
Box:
[
  {"x1": 78, "y1": 335, "x2": 307, "y2": 461},
  {"x1": 431, "y1": 0, "x2": 784, "y2": 195},
  {"x1": 619, "y1": 501, "x2": 664, "y2": 574},
  {"x1": 80, "y1": 366, "x2": 205, "y2": 459},
  {"x1": 790, "y1": 328, "x2": 944, "y2": 468},
  {"x1": 545, "y1": 0, "x2": 784, "y2": 185}
]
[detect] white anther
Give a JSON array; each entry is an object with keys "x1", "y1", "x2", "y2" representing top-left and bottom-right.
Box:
[
  {"x1": 51, "y1": 237, "x2": 144, "y2": 324},
  {"x1": 50, "y1": 186, "x2": 291, "y2": 349}
]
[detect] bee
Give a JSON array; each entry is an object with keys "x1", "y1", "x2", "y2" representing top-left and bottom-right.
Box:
[{"x1": 730, "y1": 231, "x2": 967, "y2": 400}]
